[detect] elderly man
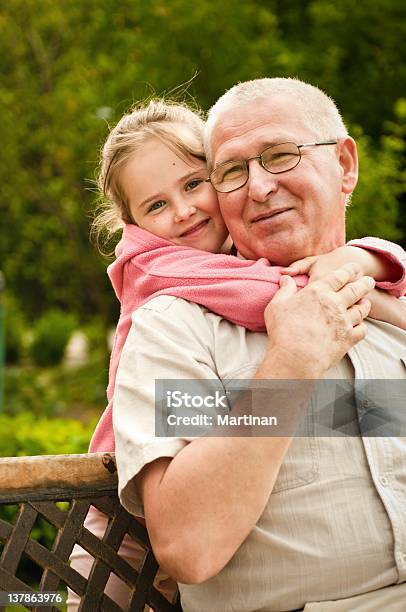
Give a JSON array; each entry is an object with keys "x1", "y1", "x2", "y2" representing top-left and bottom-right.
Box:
[{"x1": 114, "y1": 78, "x2": 406, "y2": 611}]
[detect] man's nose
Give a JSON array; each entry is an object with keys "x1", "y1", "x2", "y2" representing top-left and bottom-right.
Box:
[
  {"x1": 174, "y1": 200, "x2": 196, "y2": 223},
  {"x1": 246, "y1": 160, "x2": 278, "y2": 202}
]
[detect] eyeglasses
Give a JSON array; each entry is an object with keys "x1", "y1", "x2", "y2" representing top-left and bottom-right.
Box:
[{"x1": 208, "y1": 141, "x2": 338, "y2": 193}]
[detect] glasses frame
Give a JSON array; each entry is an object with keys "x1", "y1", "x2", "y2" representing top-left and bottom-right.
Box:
[{"x1": 207, "y1": 140, "x2": 338, "y2": 193}]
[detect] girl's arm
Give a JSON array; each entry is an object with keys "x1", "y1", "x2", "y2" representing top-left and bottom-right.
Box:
[
  {"x1": 129, "y1": 237, "x2": 405, "y2": 332},
  {"x1": 347, "y1": 237, "x2": 405, "y2": 296},
  {"x1": 368, "y1": 293, "x2": 406, "y2": 330},
  {"x1": 281, "y1": 243, "x2": 406, "y2": 328},
  {"x1": 283, "y1": 239, "x2": 405, "y2": 296}
]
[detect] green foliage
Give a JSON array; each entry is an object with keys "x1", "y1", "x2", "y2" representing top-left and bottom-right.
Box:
[
  {"x1": 0, "y1": 413, "x2": 95, "y2": 457},
  {"x1": 29, "y1": 309, "x2": 77, "y2": 366},
  {"x1": 347, "y1": 116, "x2": 405, "y2": 241},
  {"x1": 297, "y1": 0, "x2": 406, "y2": 137},
  {"x1": 82, "y1": 316, "x2": 109, "y2": 355},
  {"x1": 5, "y1": 351, "x2": 108, "y2": 418},
  {"x1": 0, "y1": 0, "x2": 405, "y2": 326},
  {"x1": 3, "y1": 292, "x2": 27, "y2": 364}
]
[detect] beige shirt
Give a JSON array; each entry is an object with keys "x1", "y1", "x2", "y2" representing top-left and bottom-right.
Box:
[{"x1": 114, "y1": 296, "x2": 406, "y2": 612}]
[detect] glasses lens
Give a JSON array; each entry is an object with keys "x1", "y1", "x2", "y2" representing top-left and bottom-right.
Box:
[
  {"x1": 262, "y1": 143, "x2": 301, "y2": 174},
  {"x1": 211, "y1": 162, "x2": 247, "y2": 193}
]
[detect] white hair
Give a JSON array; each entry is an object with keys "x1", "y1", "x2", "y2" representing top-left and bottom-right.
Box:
[{"x1": 205, "y1": 77, "x2": 349, "y2": 167}]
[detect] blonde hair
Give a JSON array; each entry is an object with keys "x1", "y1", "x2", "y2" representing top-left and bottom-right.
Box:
[
  {"x1": 92, "y1": 99, "x2": 206, "y2": 251},
  {"x1": 205, "y1": 77, "x2": 349, "y2": 166}
]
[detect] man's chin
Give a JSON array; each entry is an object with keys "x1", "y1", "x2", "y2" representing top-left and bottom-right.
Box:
[
  {"x1": 236, "y1": 242, "x2": 296, "y2": 266},
  {"x1": 235, "y1": 232, "x2": 300, "y2": 265}
]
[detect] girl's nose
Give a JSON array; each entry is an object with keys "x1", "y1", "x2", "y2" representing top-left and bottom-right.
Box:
[{"x1": 174, "y1": 201, "x2": 197, "y2": 223}]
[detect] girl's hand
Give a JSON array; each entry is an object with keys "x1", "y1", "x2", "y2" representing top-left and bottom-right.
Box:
[
  {"x1": 368, "y1": 291, "x2": 406, "y2": 329},
  {"x1": 281, "y1": 245, "x2": 398, "y2": 284}
]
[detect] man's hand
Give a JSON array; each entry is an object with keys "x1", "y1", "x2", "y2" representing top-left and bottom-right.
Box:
[{"x1": 262, "y1": 263, "x2": 374, "y2": 378}]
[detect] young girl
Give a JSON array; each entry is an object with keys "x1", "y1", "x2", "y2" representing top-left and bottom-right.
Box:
[{"x1": 68, "y1": 99, "x2": 405, "y2": 610}]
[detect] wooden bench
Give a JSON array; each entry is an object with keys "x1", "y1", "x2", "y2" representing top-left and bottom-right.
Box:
[{"x1": 0, "y1": 453, "x2": 182, "y2": 611}]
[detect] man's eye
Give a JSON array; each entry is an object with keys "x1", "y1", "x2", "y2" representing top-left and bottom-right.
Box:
[
  {"x1": 185, "y1": 179, "x2": 203, "y2": 191},
  {"x1": 265, "y1": 151, "x2": 298, "y2": 167},
  {"x1": 147, "y1": 200, "x2": 166, "y2": 213},
  {"x1": 272, "y1": 152, "x2": 297, "y2": 161},
  {"x1": 222, "y1": 164, "x2": 244, "y2": 182}
]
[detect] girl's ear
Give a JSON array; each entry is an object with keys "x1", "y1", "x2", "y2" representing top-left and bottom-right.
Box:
[{"x1": 338, "y1": 137, "x2": 358, "y2": 195}]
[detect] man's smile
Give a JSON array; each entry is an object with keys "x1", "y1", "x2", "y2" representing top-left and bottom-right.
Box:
[{"x1": 250, "y1": 207, "x2": 294, "y2": 225}]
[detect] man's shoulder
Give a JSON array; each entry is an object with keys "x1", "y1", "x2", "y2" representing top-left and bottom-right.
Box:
[
  {"x1": 131, "y1": 296, "x2": 214, "y2": 339},
  {"x1": 126, "y1": 296, "x2": 220, "y2": 370}
]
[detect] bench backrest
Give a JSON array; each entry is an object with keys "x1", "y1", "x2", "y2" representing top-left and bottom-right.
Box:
[{"x1": 0, "y1": 453, "x2": 182, "y2": 611}]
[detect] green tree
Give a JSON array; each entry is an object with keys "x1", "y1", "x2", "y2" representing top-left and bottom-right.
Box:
[
  {"x1": 1, "y1": 0, "x2": 404, "y2": 328},
  {"x1": 347, "y1": 117, "x2": 405, "y2": 241}
]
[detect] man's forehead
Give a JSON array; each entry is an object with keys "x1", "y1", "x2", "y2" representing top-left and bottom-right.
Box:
[{"x1": 211, "y1": 97, "x2": 312, "y2": 164}]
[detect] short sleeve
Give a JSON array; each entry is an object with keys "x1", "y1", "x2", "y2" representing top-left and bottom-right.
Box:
[{"x1": 113, "y1": 295, "x2": 220, "y2": 516}]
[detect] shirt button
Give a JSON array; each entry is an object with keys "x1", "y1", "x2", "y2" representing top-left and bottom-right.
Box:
[
  {"x1": 379, "y1": 476, "x2": 389, "y2": 487},
  {"x1": 358, "y1": 399, "x2": 370, "y2": 416}
]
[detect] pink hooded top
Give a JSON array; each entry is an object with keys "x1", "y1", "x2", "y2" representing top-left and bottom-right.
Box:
[{"x1": 89, "y1": 225, "x2": 406, "y2": 452}]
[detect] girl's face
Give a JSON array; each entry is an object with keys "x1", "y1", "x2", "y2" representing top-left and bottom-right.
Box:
[{"x1": 120, "y1": 137, "x2": 230, "y2": 253}]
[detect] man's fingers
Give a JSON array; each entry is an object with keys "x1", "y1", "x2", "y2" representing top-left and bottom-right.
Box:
[
  {"x1": 270, "y1": 275, "x2": 297, "y2": 305},
  {"x1": 321, "y1": 262, "x2": 363, "y2": 291},
  {"x1": 350, "y1": 321, "x2": 368, "y2": 344},
  {"x1": 339, "y1": 276, "x2": 375, "y2": 308},
  {"x1": 348, "y1": 299, "x2": 371, "y2": 327}
]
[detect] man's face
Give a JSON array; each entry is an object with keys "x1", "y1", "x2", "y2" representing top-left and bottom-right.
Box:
[{"x1": 210, "y1": 96, "x2": 357, "y2": 265}]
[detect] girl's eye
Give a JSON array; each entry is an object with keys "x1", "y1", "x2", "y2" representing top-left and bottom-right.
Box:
[
  {"x1": 147, "y1": 200, "x2": 166, "y2": 213},
  {"x1": 186, "y1": 179, "x2": 203, "y2": 191}
]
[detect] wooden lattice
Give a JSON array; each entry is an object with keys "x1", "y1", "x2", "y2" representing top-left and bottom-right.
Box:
[{"x1": 0, "y1": 454, "x2": 182, "y2": 612}]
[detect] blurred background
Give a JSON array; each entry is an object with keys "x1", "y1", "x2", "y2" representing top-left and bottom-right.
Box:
[{"x1": 1, "y1": 0, "x2": 405, "y2": 457}]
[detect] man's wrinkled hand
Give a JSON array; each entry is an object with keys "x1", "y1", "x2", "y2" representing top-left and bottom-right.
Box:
[{"x1": 263, "y1": 263, "x2": 374, "y2": 378}]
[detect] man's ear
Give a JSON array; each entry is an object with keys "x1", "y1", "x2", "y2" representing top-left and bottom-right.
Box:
[{"x1": 338, "y1": 137, "x2": 358, "y2": 195}]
